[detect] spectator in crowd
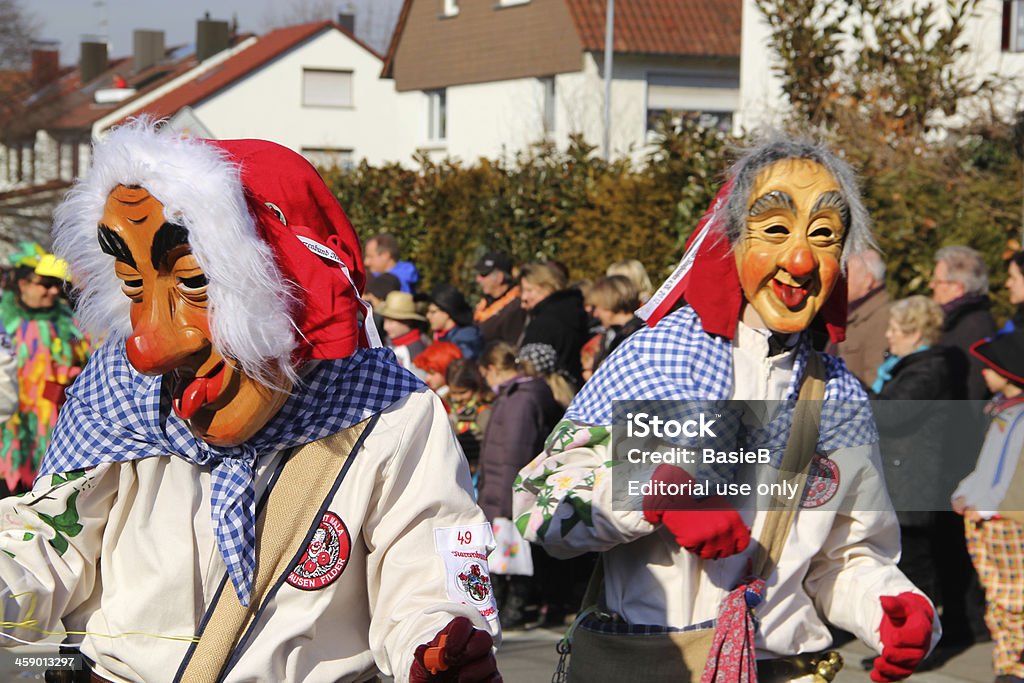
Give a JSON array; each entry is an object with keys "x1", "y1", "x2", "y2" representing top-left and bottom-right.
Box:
[
  {"x1": 364, "y1": 272, "x2": 402, "y2": 343},
  {"x1": 376, "y1": 291, "x2": 430, "y2": 378},
  {"x1": 427, "y1": 284, "x2": 483, "y2": 359},
  {"x1": 518, "y1": 342, "x2": 576, "y2": 409},
  {"x1": 606, "y1": 259, "x2": 654, "y2": 303},
  {"x1": 952, "y1": 329, "x2": 1024, "y2": 683},
  {"x1": 999, "y1": 250, "x2": 1024, "y2": 335},
  {"x1": 585, "y1": 275, "x2": 645, "y2": 372},
  {"x1": 413, "y1": 341, "x2": 462, "y2": 408},
  {"x1": 929, "y1": 245, "x2": 995, "y2": 647},
  {"x1": 364, "y1": 272, "x2": 402, "y2": 308},
  {"x1": 832, "y1": 249, "x2": 890, "y2": 385},
  {"x1": 446, "y1": 358, "x2": 492, "y2": 486},
  {"x1": 0, "y1": 246, "x2": 89, "y2": 494},
  {"x1": 869, "y1": 296, "x2": 962, "y2": 607},
  {"x1": 363, "y1": 233, "x2": 419, "y2": 293},
  {"x1": 473, "y1": 252, "x2": 526, "y2": 345},
  {"x1": 931, "y1": 245, "x2": 997, "y2": 400},
  {"x1": 518, "y1": 261, "x2": 590, "y2": 386},
  {"x1": 476, "y1": 341, "x2": 562, "y2": 630}
]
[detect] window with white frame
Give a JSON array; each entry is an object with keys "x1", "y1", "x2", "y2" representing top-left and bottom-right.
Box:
[
  {"x1": 646, "y1": 71, "x2": 738, "y2": 133},
  {"x1": 302, "y1": 147, "x2": 355, "y2": 170},
  {"x1": 1003, "y1": 0, "x2": 1024, "y2": 51},
  {"x1": 427, "y1": 89, "x2": 447, "y2": 141},
  {"x1": 443, "y1": 0, "x2": 459, "y2": 17},
  {"x1": 540, "y1": 76, "x2": 555, "y2": 134},
  {"x1": 302, "y1": 68, "x2": 354, "y2": 108}
]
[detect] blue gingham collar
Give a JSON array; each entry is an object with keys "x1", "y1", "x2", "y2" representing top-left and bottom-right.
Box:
[
  {"x1": 42, "y1": 340, "x2": 423, "y2": 604},
  {"x1": 567, "y1": 305, "x2": 876, "y2": 455}
]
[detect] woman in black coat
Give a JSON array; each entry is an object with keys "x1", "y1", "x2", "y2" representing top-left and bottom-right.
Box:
[
  {"x1": 517, "y1": 262, "x2": 590, "y2": 386},
  {"x1": 869, "y1": 295, "x2": 964, "y2": 605}
]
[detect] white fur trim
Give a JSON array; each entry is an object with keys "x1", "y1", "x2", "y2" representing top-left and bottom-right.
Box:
[{"x1": 52, "y1": 118, "x2": 297, "y2": 385}]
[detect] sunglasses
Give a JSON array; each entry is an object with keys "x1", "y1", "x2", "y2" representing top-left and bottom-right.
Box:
[{"x1": 29, "y1": 277, "x2": 64, "y2": 290}]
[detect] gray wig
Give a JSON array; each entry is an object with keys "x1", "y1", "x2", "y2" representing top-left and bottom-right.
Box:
[{"x1": 722, "y1": 137, "x2": 875, "y2": 265}]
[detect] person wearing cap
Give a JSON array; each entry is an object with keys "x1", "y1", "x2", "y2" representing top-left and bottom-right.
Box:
[
  {"x1": 0, "y1": 121, "x2": 500, "y2": 682},
  {"x1": 0, "y1": 244, "x2": 88, "y2": 495},
  {"x1": 428, "y1": 284, "x2": 483, "y2": 360},
  {"x1": 473, "y1": 253, "x2": 526, "y2": 346},
  {"x1": 953, "y1": 330, "x2": 1024, "y2": 683},
  {"x1": 377, "y1": 290, "x2": 431, "y2": 378},
  {"x1": 513, "y1": 138, "x2": 939, "y2": 682}
]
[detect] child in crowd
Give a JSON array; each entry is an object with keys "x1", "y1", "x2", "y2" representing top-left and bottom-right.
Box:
[
  {"x1": 412, "y1": 341, "x2": 462, "y2": 409},
  {"x1": 445, "y1": 358, "x2": 493, "y2": 488},
  {"x1": 518, "y1": 342, "x2": 577, "y2": 409},
  {"x1": 376, "y1": 291, "x2": 430, "y2": 379},
  {"x1": 953, "y1": 330, "x2": 1024, "y2": 683}
]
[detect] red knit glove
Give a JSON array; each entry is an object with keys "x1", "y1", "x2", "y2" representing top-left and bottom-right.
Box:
[
  {"x1": 870, "y1": 592, "x2": 934, "y2": 682},
  {"x1": 410, "y1": 617, "x2": 501, "y2": 683},
  {"x1": 642, "y1": 464, "x2": 751, "y2": 560}
]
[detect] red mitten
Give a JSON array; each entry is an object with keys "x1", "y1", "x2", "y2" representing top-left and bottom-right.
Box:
[
  {"x1": 642, "y1": 464, "x2": 751, "y2": 560},
  {"x1": 410, "y1": 617, "x2": 501, "y2": 683},
  {"x1": 870, "y1": 592, "x2": 934, "y2": 682}
]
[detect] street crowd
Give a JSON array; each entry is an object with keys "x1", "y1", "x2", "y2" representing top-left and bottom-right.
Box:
[{"x1": 0, "y1": 128, "x2": 1019, "y2": 682}]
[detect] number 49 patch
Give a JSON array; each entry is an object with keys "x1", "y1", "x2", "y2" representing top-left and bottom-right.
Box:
[{"x1": 434, "y1": 524, "x2": 498, "y2": 628}]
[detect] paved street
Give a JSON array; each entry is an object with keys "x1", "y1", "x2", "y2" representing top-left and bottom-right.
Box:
[{"x1": 497, "y1": 627, "x2": 996, "y2": 682}]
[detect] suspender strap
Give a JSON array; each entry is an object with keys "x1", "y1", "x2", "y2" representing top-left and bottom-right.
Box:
[
  {"x1": 175, "y1": 418, "x2": 372, "y2": 683},
  {"x1": 751, "y1": 351, "x2": 826, "y2": 579}
]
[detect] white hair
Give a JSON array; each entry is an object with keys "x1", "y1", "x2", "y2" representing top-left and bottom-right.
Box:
[{"x1": 52, "y1": 118, "x2": 298, "y2": 386}]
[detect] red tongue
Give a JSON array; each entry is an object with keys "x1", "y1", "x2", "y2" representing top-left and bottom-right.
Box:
[
  {"x1": 173, "y1": 367, "x2": 225, "y2": 420},
  {"x1": 772, "y1": 281, "x2": 808, "y2": 308}
]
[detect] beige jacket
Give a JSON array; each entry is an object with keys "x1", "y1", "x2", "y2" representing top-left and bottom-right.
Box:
[
  {"x1": 835, "y1": 287, "x2": 890, "y2": 385},
  {"x1": 0, "y1": 390, "x2": 498, "y2": 682}
]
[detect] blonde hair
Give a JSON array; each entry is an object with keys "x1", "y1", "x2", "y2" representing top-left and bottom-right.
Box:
[
  {"x1": 586, "y1": 275, "x2": 640, "y2": 314},
  {"x1": 889, "y1": 295, "x2": 944, "y2": 346},
  {"x1": 606, "y1": 259, "x2": 653, "y2": 303},
  {"x1": 520, "y1": 261, "x2": 566, "y2": 295},
  {"x1": 519, "y1": 357, "x2": 577, "y2": 409}
]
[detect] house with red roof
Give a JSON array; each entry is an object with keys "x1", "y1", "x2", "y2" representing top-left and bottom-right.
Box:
[
  {"x1": 0, "y1": 20, "x2": 249, "y2": 248},
  {"x1": 97, "y1": 20, "x2": 418, "y2": 169},
  {"x1": 380, "y1": 0, "x2": 741, "y2": 160}
]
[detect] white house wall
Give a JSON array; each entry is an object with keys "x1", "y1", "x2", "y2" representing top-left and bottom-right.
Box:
[
  {"x1": 190, "y1": 29, "x2": 419, "y2": 166},
  {"x1": 434, "y1": 51, "x2": 738, "y2": 164}
]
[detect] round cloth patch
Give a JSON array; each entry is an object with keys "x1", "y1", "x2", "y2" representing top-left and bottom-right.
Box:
[
  {"x1": 456, "y1": 561, "x2": 492, "y2": 606},
  {"x1": 287, "y1": 511, "x2": 351, "y2": 590},
  {"x1": 801, "y1": 454, "x2": 840, "y2": 509}
]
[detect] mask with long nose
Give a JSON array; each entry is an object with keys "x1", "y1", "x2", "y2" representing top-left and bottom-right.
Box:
[
  {"x1": 98, "y1": 185, "x2": 291, "y2": 447},
  {"x1": 734, "y1": 159, "x2": 847, "y2": 334}
]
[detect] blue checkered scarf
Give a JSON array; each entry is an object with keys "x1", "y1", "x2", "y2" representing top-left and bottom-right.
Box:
[
  {"x1": 41, "y1": 340, "x2": 423, "y2": 605},
  {"x1": 568, "y1": 306, "x2": 878, "y2": 462}
]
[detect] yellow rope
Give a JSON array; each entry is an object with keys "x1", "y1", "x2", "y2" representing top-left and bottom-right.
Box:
[{"x1": 0, "y1": 591, "x2": 200, "y2": 644}]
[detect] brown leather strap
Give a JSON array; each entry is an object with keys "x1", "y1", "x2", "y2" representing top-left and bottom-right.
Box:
[{"x1": 176, "y1": 419, "x2": 371, "y2": 683}]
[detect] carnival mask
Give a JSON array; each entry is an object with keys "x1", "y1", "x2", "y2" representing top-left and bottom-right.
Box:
[
  {"x1": 98, "y1": 185, "x2": 291, "y2": 446},
  {"x1": 734, "y1": 159, "x2": 846, "y2": 334}
]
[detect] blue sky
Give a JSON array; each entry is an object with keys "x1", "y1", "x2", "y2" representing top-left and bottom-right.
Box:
[{"x1": 29, "y1": 0, "x2": 403, "y2": 64}]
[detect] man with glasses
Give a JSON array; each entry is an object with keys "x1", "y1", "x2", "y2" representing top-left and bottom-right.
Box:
[
  {"x1": 930, "y1": 245, "x2": 997, "y2": 401},
  {"x1": 0, "y1": 244, "x2": 88, "y2": 495}
]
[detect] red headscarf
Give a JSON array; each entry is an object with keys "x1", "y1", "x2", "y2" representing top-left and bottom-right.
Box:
[{"x1": 211, "y1": 139, "x2": 375, "y2": 361}]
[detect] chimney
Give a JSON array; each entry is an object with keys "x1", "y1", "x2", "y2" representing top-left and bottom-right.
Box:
[
  {"x1": 196, "y1": 15, "x2": 230, "y2": 62},
  {"x1": 337, "y1": 12, "x2": 355, "y2": 34},
  {"x1": 133, "y1": 29, "x2": 165, "y2": 73},
  {"x1": 30, "y1": 40, "x2": 60, "y2": 87},
  {"x1": 79, "y1": 39, "x2": 108, "y2": 84}
]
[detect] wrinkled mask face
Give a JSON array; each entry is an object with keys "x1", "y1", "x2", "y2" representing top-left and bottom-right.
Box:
[
  {"x1": 99, "y1": 185, "x2": 291, "y2": 446},
  {"x1": 735, "y1": 159, "x2": 847, "y2": 334}
]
